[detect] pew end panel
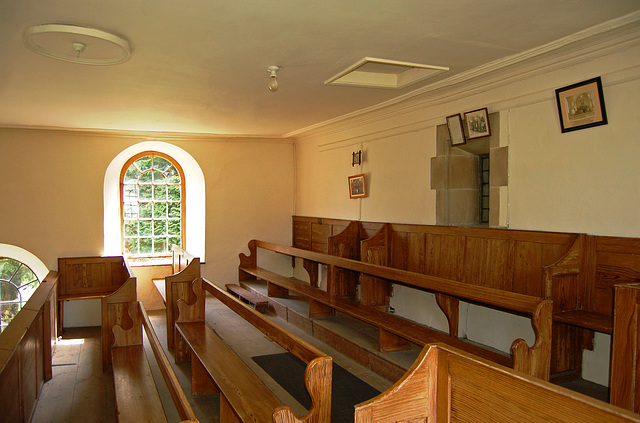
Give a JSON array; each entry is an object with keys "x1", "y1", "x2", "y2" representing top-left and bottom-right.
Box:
[
  {"x1": 327, "y1": 220, "x2": 363, "y2": 299},
  {"x1": 101, "y1": 277, "x2": 138, "y2": 373},
  {"x1": 611, "y1": 283, "x2": 640, "y2": 413},
  {"x1": 355, "y1": 343, "x2": 640, "y2": 423},
  {"x1": 165, "y1": 253, "x2": 201, "y2": 350}
]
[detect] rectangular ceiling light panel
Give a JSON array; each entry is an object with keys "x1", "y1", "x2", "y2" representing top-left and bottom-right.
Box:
[{"x1": 325, "y1": 57, "x2": 449, "y2": 89}]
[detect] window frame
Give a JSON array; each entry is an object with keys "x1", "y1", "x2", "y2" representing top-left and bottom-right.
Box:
[
  {"x1": 119, "y1": 151, "x2": 186, "y2": 259},
  {"x1": 0, "y1": 258, "x2": 40, "y2": 332}
]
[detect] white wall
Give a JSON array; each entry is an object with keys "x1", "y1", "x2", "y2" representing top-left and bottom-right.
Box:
[
  {"x1": 0, "y1": 129, "x2": 294, "y2": 326},
  {"x1": 293, "y1": 27, "x2": 640, "y2": 385}
]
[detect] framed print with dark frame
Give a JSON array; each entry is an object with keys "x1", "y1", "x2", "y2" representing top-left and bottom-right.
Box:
[
  {"x1": 555, "y1": 76, "x2": 607, "y2": 133},
  {"x1": 464, "y1": 107, "x2": 491, "y2": 140},
  {"x1": 348, "y1": 173, "x2": 367, "y2": 199},
  {"x1": 446, "y1": 114, "x2": 466, "y2": 146}
]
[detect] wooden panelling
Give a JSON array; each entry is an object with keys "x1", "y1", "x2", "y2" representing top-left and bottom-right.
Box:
[
  {"x1": 0, "y1": 271, "x2": 58, "y2": 423},
  {"x1": 0, "y1": 351, "x2": 21, "y2": 423},
  {"x1": 355, "y1": 344, "x2": 640, "y2": 423}
]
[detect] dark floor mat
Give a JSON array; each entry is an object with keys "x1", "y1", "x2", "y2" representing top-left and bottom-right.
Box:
[{"x1": 252, "y1": 352, "x2": 381, "y2": 422}]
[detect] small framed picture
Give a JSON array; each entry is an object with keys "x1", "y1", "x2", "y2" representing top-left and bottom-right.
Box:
[
  {"x1": 464, "y1": 107, "x2": 491, "y2": 140},
  {"x1": 446, "y1": 114, "x2": 466, "y2": 146},
  {"x1": 555, "y1": 76, "x2": 607, "y2": 133},
  {"x1": 348, "y1": 174, "x2": 367, "y2": 199}
]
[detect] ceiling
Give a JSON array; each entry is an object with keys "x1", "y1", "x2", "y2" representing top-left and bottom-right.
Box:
[{"x1": 1, "y1": 1, "x2": 638, "y2": 138}]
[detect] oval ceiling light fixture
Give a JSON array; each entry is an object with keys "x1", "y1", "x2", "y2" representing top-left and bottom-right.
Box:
[{"x1": 23, "y1": 23, "x2": 131, "y2": 65}]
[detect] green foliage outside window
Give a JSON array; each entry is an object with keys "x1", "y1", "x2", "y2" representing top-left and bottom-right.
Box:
[
  {"x1": 0, "y1": 258, "x2": 39, "y2": 332},
  {"x1": 122, "y1": 153, "x2": 183, "y2": 257}
]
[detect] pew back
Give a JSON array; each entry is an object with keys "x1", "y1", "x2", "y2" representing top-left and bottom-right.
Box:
[{"x1": 354, "y1": 343, "x2": 640, "y2": 423}]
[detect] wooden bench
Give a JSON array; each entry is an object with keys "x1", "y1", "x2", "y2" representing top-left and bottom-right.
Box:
[
  {"x1": 225, "y1": 283, "x2": 268, "y2": 312},
  {"x1": 611, "y1": 283, "x2": 640, "y2": 413},
  {"x1": 293, "y1": 217, "x2": 640, "y2": 399},
  {"x1": 102, "y1": 279, "x2": 199, "y2": 423},
  {"x1": 165, "y1": 247, "x2": 201, "y2": 351},
  {"x1": 239, "y1": 239, "x2": 553, "y2": 380},
  {"x1": 354, "y1": 342, "x2": 640, "y2": 422},
  {"x1": 58, "y1": 255, "x2": 133, "y2": 330},
  {"x1": 172, "y1": 275, "x2": 332, "y2": 423}
]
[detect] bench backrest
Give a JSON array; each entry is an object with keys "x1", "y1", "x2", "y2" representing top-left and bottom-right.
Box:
[
  {"x1": 295, "y1": 216, "x2": 576, "y2": 297},
  {"x1": 165, "y1": 256, "x2": 201, "y2": 350},
  {"x1": 354, "y1": 343, "x2": 640, "y2": 423}
]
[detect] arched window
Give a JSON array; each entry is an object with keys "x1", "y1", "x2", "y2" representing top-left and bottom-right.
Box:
[
  {"x1": 120, "y1": 152, "x2": 185, "y2": 257},
  {"x1": 0, "y1": 258, "x2": 40, "y2": 332}
]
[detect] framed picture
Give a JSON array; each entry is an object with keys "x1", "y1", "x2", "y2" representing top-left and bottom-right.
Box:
[
  {"x1": 555, "y1": 76, "x2": 607, "y2": 133},
  {"x1": 348, "y1": 173, "x2": 367, "y2": 199},
  {"x1": 446, "y1": 114, "x2": 466, "y2": 146},
  {"x1": 464, "y1": 107, "x2": 491, "y2": 140}
]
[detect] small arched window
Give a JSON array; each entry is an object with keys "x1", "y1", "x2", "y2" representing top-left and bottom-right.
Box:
[
  {"x1": 120, "y1": 151, "x2": 185, "y2": 258},
  {"x1": 0, "y1": 258, "x2": 40, "y2": 332}
]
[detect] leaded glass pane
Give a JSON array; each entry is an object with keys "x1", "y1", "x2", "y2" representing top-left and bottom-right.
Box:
[
  {"x1": 168, "y1": 185, "x2": 181, "y2": 201},
  {"x1": 123, "y1": 203, "x2": 138, "y2": 219},
  {"x1": 124, "y1": 167, "x2": 140, "y2": 183},
  {"x1": 154, "y1": 238, "x2": 167, "y2": 253},
  {"x1": 124, "y1": 238, "x2": 139, "y2": 255},
  {"x1": 124, "y1": 221, "x2": 138, "y2": 237},
  {"x1": 169, "y1": 237, "x2": 181, "y2": 249},
  {"x1": 123, "y1": 184, "x2": 138, "y2": 201},
  {"x1": 166, "y1": 166, "x2": 180, "y2": 183},
  {"x1": 154, "y1": 220, "x2": 167, "y2": 236},
  {"x1": 139, "y1": 221, "x2": 152, "y2": 236},
  {"x1": 136, "y1": 156, "x2": 152, "y2": 172},
  {"x1": 139, "y1": 185, "x2": 153, "y2": 200},
  {"x1": 154, "y1": 156, "x2": 172, "y2": 172},
  {"x1": 13, "y1": 266, "x2": 37, "y2": 288},
  {"x1": 140, "y1": 238, "x2": 153, "y2": 253},
  {"x1": 139, "y1": 203, "x2": 152, "y2": 218},
  {"x1": 168, "y1": 220, "x2": 181, "y2": 236},
  {"x1": 154, "y1": 185, "x2": 166, "y2": 200},
  {"x1": 0, "y1": 259, "x2": 19, "y2": 281},
  {"x1": 168, "y1": 203, "x2": 181, "y2": 218},
  {"x1": 152, "y1": 170, "x2": 165, "y2": 183},
  {"x1": 153, "y1": 202, "x2": 167, "y2": 219}
]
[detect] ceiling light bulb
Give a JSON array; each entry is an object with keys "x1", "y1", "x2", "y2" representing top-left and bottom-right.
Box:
[
  {"x1": 267, "y1": 65, "x2": 280, "y2": 92},
  {"x1": 268, "y1": 76, "x2": 279, "y2": 92}
]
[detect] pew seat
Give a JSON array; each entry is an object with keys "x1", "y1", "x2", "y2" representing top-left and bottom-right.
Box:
[
  {"x1": 112, "y1": 345, "x2": 168, "y2": 423},
  {"x1": 175, "y1": 321, "x2": 282, "y2": 422}
]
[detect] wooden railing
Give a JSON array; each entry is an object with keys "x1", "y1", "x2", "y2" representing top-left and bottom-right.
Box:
[{"x1": 0, "y1": 271, "x2": 59, "y2": 423}]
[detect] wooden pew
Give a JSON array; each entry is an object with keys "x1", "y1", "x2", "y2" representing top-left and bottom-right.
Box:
[
  {"x1": 0, "y1": 271, "x2": 58, "y2": 423},
  {"x1": 354, "y1": 342, "x2": 640, "y2": 422},
  {"x1": 611, "y1": 283, "x2": 640, "y2": 413},
  {"x1": 102, "y1": 279, "x2": 199, "y2": 423},
  {"x1": 58, "y1": 255, "x2": 133, "y2": 330},
  {"x1": 295, "y1": 216, "x2": 640, "y2": 386},
  {"x1": 239, "y1": 239, "x2": 553, "y2": 380},
  {"x1": 165, "y1": 247, "x2": 200, "y2": 350},
  {"x1": 172, "y1": 276, "x2": 332, "y2": 423}
]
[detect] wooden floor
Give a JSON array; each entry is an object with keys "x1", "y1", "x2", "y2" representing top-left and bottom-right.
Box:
[
  {"x1": 31, "y1": 289, "x2": 607, "y2": 422},
  {"x1": 32, "y1": 296, "x2": 393, "y2": 422}
]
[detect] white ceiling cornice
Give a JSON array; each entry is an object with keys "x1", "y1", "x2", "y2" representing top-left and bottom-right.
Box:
[
  {"x1": 0, "y1": 124, "x2": 292, "y2": 143},
  {"x1": 287, "y1": 10, "x2": 640, "y2": 141}
]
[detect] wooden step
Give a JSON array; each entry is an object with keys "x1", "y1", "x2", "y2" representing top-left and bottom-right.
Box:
[{"x1": 225, "y1": 284, "x2": 268, "y2": 312}]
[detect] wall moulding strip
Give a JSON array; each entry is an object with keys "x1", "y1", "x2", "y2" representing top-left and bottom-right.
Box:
[{"x1": 288, "y1": 11, "x2": 640, "y2": 141}]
